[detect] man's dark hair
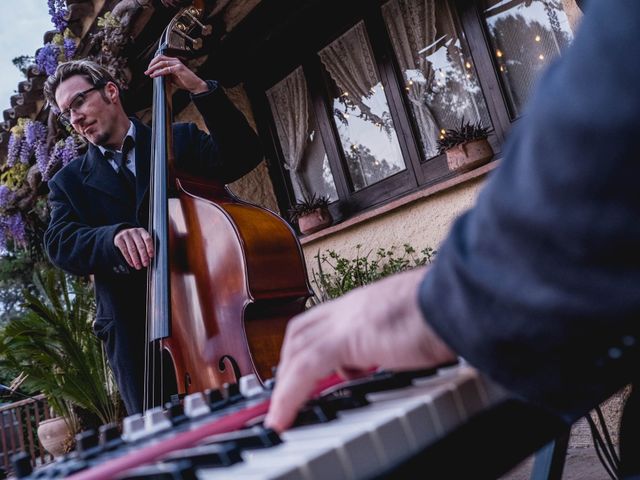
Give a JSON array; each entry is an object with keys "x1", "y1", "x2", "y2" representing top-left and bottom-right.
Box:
[{"x1": 43, "y1": 59, "x2": 119, "y2": 112}]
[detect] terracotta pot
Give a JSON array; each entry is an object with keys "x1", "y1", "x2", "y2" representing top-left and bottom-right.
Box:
[
  {"x1": 445, "y1": 138, "x2": 493, "y2": 173},
  {"x1": 298, "y1": 208, "x2": 332, "y2": 235},
  {"x1": 37, "y1": 416, "x2": 71, "y2": 458}
]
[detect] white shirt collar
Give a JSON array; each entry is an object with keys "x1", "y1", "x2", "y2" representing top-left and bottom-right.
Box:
[{"x1": 97, "y1": 121, "x2": 136, "y2": 156}]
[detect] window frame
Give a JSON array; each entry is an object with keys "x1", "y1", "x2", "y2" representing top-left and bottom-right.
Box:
[{"x1": 246, "y1": 0, "x2": 564, "y2": 232}]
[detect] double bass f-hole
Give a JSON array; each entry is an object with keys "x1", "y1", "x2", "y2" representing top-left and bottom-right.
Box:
[{"x1": 219, "y1": 355, "x2": 241, "y2": 382}]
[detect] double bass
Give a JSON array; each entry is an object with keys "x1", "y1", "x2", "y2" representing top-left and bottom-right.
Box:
[{"x1": 143, "y1": 2, "x2": 312, "y2": 409}]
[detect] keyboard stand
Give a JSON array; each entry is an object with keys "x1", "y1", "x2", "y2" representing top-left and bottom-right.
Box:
[{"x1": 530, "y1": 431, "x2": 570, "y2": 480}]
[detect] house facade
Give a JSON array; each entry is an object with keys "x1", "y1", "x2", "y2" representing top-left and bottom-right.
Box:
[{"x1": 4, "y1": 0, "x2": 622, "y2": 460}]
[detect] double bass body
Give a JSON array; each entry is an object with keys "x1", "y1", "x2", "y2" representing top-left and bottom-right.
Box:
[{"x1": 162, "y1": 176, "x2": 312, "y2": 395}]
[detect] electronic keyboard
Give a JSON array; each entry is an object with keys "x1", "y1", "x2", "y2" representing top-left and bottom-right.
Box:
[{"x1": 11, "y1": 362, "x2": 517, "y2": 479}]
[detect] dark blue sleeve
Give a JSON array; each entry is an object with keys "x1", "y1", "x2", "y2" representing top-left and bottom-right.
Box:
[
  {"x1": 419, "y1": 0, "x2": 640, "y2": 423},
  {"x1": 175, "y1": 80, "x2": 263, "y2": 183}
]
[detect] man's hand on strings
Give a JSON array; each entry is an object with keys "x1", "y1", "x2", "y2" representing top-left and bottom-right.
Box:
[
  {"x1": 145, "y1": 55, "x2": 209, "y2": 95},
  {"x1": 114, "y1": 227, "x2": 154, "y2": 270}
]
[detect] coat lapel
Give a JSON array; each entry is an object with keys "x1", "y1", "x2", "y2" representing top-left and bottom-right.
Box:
[
  {"x1": 81, "y1": 144, "x2": 132, "y2": 205},
  {"x1": 133, "y1": 119, "x2": 151, "y2": 215}
]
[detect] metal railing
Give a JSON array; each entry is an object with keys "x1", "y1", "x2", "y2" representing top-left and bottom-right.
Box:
[{"x1": 0, "y1": 395, "x2": 55, "y2": 476}]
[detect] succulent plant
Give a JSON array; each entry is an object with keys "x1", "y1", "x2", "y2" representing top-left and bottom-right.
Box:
[
  {"x1": 288, "y1": 192, "x2": 331, "y2": 221},
  {"x1": 437, "y1": 119, "x2": 492, "y2": 155}
]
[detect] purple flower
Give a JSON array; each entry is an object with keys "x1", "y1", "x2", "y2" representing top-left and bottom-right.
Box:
[
  {"x1": 44, "y1": 141, "x2": 64, "y2": 182},
  {"x1": 36, "y1": 142, "x2": 50, "y2": 178},
  {"x1": 19, "y1": 138, "x2": 31, "y2": 165},
  {"x1": 24, "y1": 120, "x2": 47, "y2": 149},
  {"x1": 48, "y1": 0, "x2": 68, "y2": 33},
  {"x1": 63, "y1": 38, "x2": 76, "y2": 60},
  {"x1": 62, "y1": 135, "x2": 79, "y2": 166},
  {"x1": 7, "y1": 133, "x2": 21, "y2": 167},
  {"x1": 0, "y1": 185, "x2": 14, "y2": 210},
  {"x1": 36, "y1": 43, "x2": 60, "y2": 76},
  {"x1": 0, "y1": 213, "x2": 27, "y2": 249}
]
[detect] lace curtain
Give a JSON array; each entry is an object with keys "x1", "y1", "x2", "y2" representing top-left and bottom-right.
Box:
[
  {"x1": 318, "y1": 22, "x2": 389, "y2": 128},
  {"x1": 382, "y1": 0, "x2": 441, "y2": 157},
  {"x1": 266, "y1": 67, "x2": 310, "y2": 198}
]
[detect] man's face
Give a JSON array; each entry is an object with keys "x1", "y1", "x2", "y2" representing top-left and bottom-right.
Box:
[{"x1": 55, "y1": 75, "x2": 119, "y2": 147}]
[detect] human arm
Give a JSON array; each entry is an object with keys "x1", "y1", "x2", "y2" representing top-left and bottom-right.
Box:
[
  {"x1": 264, "y1": 266, "x2": 457, "y2": 432},
  {"x1": 418, "y1": 0, "x2": 640, "y2": 424},
  {"x1": 44, "y1": 177, "x2": 134, "y2": 276},
  {"x1": 146, "y1": 55, "x2": 263, "y2": 183}
]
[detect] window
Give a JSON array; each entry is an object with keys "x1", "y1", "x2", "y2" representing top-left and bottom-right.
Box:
[
  {"x1": 382, "y1": 0, "x2": 491, "y2": 160},
  {"x1": 319, "y1": 21, "x2": 406, "y2": 192},
  {"x1": 266, "y1": 67, "x2": 339, "y2": 203},
  {"x1": 481, "y1": 0, "x2": 580, "y2": 118},
  {"x1": 252, "y1": 0, "x2": 582, "y2": 230}
]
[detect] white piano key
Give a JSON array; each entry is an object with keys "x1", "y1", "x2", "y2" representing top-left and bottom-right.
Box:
[
  {"x1": 336, "y1": 406, "x2": 413, "y2": 466},
  {"x1": 240, "y1": 441, "x2": 348, "y2": 480},
  {"x1": 197, "y1": 460, "x2": 303, "y2": 480},
  {"x1": 282, "y1": 422, "x2": 383, "y2": 479}
]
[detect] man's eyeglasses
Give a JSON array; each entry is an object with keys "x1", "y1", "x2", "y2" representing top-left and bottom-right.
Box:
[{"x1": 58, "y1": 83, "x2": 105, "y2": 127}]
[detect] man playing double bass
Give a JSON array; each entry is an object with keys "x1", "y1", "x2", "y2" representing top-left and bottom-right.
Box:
[{"x1": 43, "y1": 56, "x2": 263, "y2": 415}]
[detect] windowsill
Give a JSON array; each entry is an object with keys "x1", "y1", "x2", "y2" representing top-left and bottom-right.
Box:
[{"x1": 300, "y1": 160, "x2": 499, "y2": 245}]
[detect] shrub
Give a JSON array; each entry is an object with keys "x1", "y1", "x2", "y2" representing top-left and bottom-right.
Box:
[
  {"x1": 0, "y1": 267, "x2": 122, "y2": 439},
  {"x1": 311, "y1": 243, "x2": 436, "y2": 302}
]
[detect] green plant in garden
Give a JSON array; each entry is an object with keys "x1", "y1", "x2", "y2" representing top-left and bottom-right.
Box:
[
  {"x1": 311, "y1": 243, "x2": 436, "y2": 302},
  {"x1": 0, "y1": 267, "x2": 122, "y2": 438}
]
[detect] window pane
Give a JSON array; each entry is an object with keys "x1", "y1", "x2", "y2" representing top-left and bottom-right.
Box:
[
  {"x1": 319, "y1": 22, "x2": 406, "y2": 192},
  {"x1": 382, "y1": 0, "x2": 492, "y2": 161},
  {"x1": 482, "y1": 0, "x2": 581, "y2": 118},
  {"x1": 266, "y1": 67, "x2": 338, "y2": 202}
]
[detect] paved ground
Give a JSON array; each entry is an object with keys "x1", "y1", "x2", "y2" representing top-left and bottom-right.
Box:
[{"x1": 501, "y1": 446, "x2": 613, "y2": 480}]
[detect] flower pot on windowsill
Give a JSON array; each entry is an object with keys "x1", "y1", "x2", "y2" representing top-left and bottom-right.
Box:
[
  {"x1": 298, "y1": 208, "x2": 333, "y2": 235},
  {"x1": 445, "y1": 138, "x2": 494, "y2": 173}
]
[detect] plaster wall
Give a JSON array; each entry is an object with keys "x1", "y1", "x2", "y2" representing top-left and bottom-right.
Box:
[{"x1": 299, "y1": 176, "x2": 486, "y2": 280}]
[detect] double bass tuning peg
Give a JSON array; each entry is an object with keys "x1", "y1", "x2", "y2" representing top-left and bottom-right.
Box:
[
  {"x1": 171, "y1": 7, "x2": 213, "y2": 51},
  {"x1": 184, "y1": 8, "x2": 213, "y2": 36}
]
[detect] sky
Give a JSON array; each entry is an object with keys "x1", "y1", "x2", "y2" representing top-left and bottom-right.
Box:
[{"x1": 0, "y1": 0, "x2": 53, "y2": 113}]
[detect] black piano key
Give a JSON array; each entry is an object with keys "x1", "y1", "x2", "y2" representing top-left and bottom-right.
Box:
[
  {"x1": 202, "y1": 426, "x2": 282, "y2": 449},
  {"x1": 292, "y1": 392, "x2": 370, "y2": 428},
  {"x1": 76, "y1": 429, "x2": 103, "y2": 459},
  {"x1": 100, "y1": 422, "x2": 125, "y2": 450},
  {"x1": 164, "y1": 402, "x2": 188, "y2": 426},
  {"x1": 324, "y1": 367, "x2": 442, "y2": 399},
  {"x1": 162, "y1": 443, "x2": 242, "y2": 468},
  {"x1": 116, "y1": 460, "x2": 196, "y2": 480},
  {"x1": 10, "y1": 452, "x2": 32, "y2": 478}
]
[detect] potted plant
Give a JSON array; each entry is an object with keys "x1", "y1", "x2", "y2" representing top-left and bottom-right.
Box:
[
  {"x1": 437, "y1": 119, "x2": 494, "y2": 173},
  {"x1": 0, "y1": 267, "x2": 123, "y2": 457},
  {"x1": 288, "y1": 193, "x2": 333, "y2": 235}
]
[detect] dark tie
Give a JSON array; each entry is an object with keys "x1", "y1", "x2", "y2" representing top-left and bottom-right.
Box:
[{"x1": 111, "y1": 136, "x2": 136, "y2": 190}]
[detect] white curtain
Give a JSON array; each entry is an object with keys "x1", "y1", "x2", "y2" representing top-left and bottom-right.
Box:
[
  {"x1": 266, "y1": 67, "x2": 310, "y2": 198},
  {"x1": 382, "y1": 0, "x2": 441, "y2": 157},
  {"x1": 318, "y1": 22, "x2": 389, "y2": 128}
]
